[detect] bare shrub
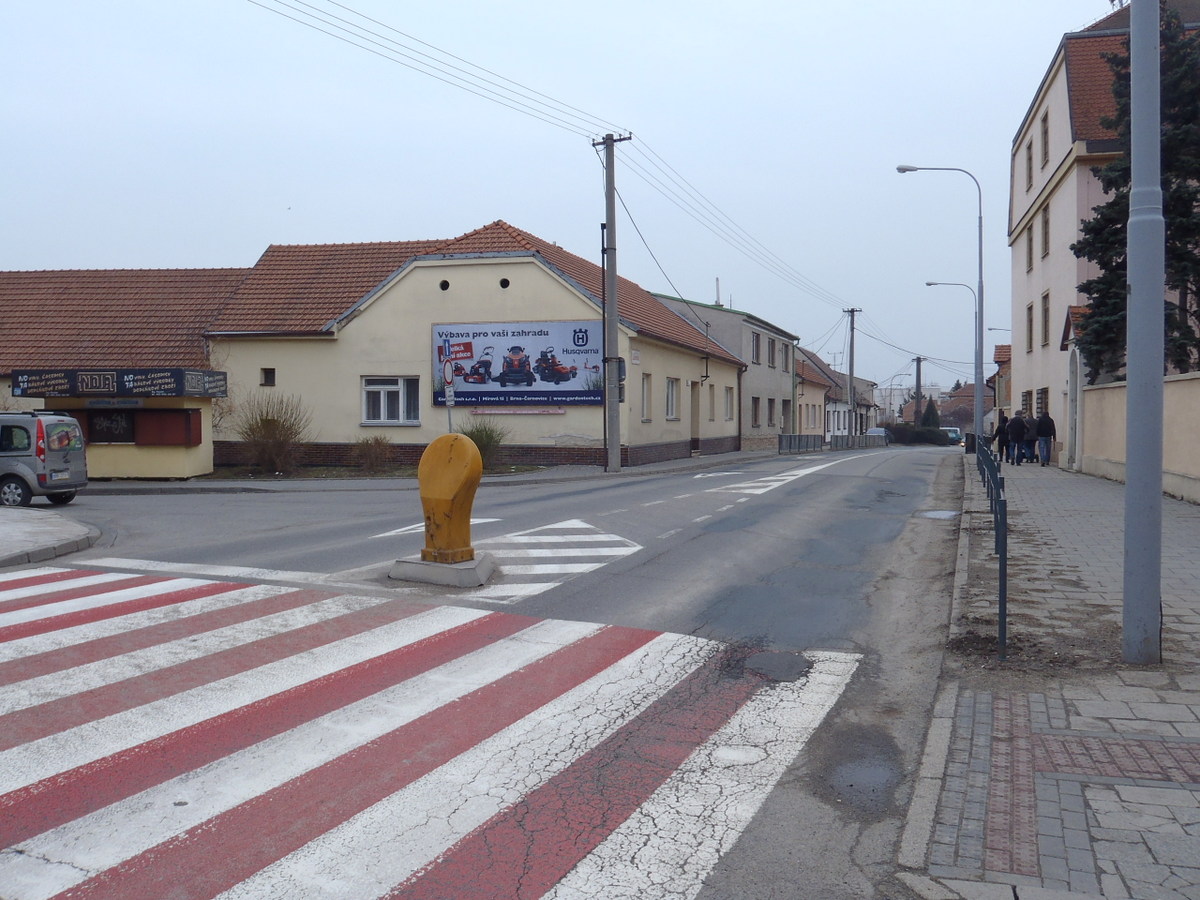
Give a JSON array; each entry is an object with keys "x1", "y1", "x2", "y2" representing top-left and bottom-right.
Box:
[
  {"x1": 233, "y1": 392, "x2": 314, "y2": 474},
  {"x1": 355, "y1": 434, "x2": 393, "y2": 474},
  {"x1": 458, "y1": 416, "x2": 511, "y2": 470}
]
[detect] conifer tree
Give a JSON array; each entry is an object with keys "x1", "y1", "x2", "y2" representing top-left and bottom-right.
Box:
[
  {"x1": 1071, "y1": 4, "x2": 1200, "y2": 382},
  {"x1": 920, "y1": 397, "x2": 940, "y2": 428}
]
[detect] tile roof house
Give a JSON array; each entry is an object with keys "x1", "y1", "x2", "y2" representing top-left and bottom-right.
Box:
[
  {"x1": 2, "y1": 221, "x2": 748, "y2": 473},
  {"x1": 0, "y1": 268, "x2": 250, "y2": 370},
  {"x1": 652, "y1": 293, "x2": 804, "y2": 447},
  {"x1": 1010, "y1": 2, "x2": 1200, "y2": 473}
]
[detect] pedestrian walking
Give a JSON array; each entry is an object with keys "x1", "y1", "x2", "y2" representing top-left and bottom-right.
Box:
[
  {"x1": 1036, "y1": 411, "x2": 1057, "y2": 467},
  {"x1": 1023, "y1": 415, "x2": 1038, "y2": 464},
  {"x1": 1005, "y1": 411, "x2": 1028, "y2": 465},
  {"x1": 994, "y1": 412, "x2": 1010, "y2": 463}
]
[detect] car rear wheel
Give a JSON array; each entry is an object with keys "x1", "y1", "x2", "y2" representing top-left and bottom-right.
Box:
[
  {"x1": 46, "y1": 491, "x2": 77, "y2": 505},
  {"x1": 0, "y1": 476, "x2": 33, "y2": 507}
]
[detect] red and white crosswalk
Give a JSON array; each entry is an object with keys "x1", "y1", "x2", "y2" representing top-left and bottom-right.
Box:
[{"x1": 0, "y1": 566, "x2": 858, "y2": 900}]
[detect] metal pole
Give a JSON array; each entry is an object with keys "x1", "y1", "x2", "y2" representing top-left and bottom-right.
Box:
[
  {"x1": 896, "y1": 165, "x2": 985, "y2": 449},
  {"x1": 1123, "y1": 0, "x2": 1164, "y2": 664}
]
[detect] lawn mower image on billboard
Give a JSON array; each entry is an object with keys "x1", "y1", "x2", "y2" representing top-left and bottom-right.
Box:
[
  {"x1": 533, "y1": 346, "x2": 578, "y2": 384},
  {"x1": 495, "y1": 346, "x2": 535, "y2": 386},
  {"x1": 452, "y1": 346, "x2": 495, "y2": 384}
]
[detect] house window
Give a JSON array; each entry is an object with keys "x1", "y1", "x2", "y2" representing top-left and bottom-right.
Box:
[
  {"x1": 1040, "y1": 112, "x2": 1050, "y2": 167},
  {"x1": 781, "y1": 345, "x2": 789, "y2": 373},
  {"x1": 782, "y1": 399, "x2": 792, "y2": 431},
  {"x1": 1025, "y1": 140, "x2": 1033, "y2": 190},
  {"x1": 1022, "y1": 390, "x2": 1034, "y2": 415},
  {"x1": 751, "y1": 396, "x2": 761, "y2": 428},
  {"x1": 1041, "y1": 206, "x2": 1050, "y2": 257},
  {"x1": 724, "y1": 386, "x2": 734, "y2": 420},
  {"x1": 767, "y1": 398, "x2": 776, "y2": 427},
  {"x1": 641, "y1": 373, "x2": 652, "y2": 422},
  {"x1": 1036, "y1": 387, "x2": 1049, "y2": 416},
  {"x1": 767, "y1": 338, "x2": 776, "y2": 368},
  {"x1": 708, "y1": 384, "x2": 715, "y2": 421},
  {"x1": 750, "y1": 332, "x2": 761, "y2": 364},
  {"x1": 1026, "y1": 227, "x2": 1034, "y2": 271},
  {"x1": 1026, "y1": 304, "x2": 1034, "y2": 352},
  {"x1": 1041, "y1": 292, "x2": 1051, "y2": 346},
  {"x1": 362, "y1": 376, "x2": 420, "y2": 425},
  {"x1": 260, "y1": 367, "x2": 276, "y2": 387},
  {"x1": 665, "y1": 378, "x2": 679, "y2": 419}
]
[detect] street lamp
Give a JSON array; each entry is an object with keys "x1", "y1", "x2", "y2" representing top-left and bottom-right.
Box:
[{"x1": 897, "y1": 165, "x2": 985, "y2": 450}]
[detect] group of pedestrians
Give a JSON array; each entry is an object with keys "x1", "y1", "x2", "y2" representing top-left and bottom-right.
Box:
[{"x1": 993, "y1": 409, "x2": 1056, "y2": 466}]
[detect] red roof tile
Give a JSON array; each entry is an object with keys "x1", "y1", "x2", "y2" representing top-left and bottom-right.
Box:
[
  {"x1": 210, "y1": 220, "x2": 741, "y2": 366},
  {"x1": 430, "y1": 222, "x2": 743, "y2": 365},
  {"x1": 0, "y1": 268, "x2": 248, "y2": 371},
  {"x1": 208, "y1": 240, "x2": 443, "y2": 334},
  {"x1": 994, "y1": 344, "x2": 1012, "y2": 365},
  {"x1": 1064, "y1": 32, "x2": 1124, "y2": 143}
]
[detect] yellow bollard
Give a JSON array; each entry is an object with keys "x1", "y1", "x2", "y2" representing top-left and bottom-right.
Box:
[{"x1": 417, "y1": 433, "x2": 482, "y2": 564}]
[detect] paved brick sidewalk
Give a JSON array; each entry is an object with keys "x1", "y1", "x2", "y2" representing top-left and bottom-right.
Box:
[{"x1": 898, "y1": 460, "x2": 1200, "y2": 900}]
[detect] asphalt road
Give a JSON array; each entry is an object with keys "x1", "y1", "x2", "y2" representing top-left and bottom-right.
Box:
[{"x1": 44, "y1": 446, "x2": 961, "y2": 898}]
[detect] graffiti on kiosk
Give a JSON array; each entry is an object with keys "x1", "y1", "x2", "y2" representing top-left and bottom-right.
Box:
[{"x1": 433, "y1": 321, "x2": 603, "y2": 406}]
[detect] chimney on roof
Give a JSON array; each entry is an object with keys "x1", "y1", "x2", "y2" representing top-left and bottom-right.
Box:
[{"x1": 715, "y1": 277, "x2": 723, "y2": 307}]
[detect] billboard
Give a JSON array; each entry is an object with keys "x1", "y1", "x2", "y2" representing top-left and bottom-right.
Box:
[{"x1": 433, "y1": 321, "x2": 603, "y2": 406}]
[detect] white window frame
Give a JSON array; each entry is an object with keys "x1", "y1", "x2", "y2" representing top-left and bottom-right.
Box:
[
  {"x1": 362, "y1": 376, "x2": 420, "y2": 425},
  {"x1": 724, "y1": 386, "x2": 734, "y2": 421},
  {"x1": 641, "y1": 373, "x2": 652, "y2": 422},
  {"x1": 665, "y1": 378, "x2": 680, "y2": 420}
]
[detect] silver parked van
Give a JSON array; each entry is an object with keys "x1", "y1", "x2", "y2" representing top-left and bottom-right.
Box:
[{"x1": 0, "y1": 411, "x2": 88, "y2": 506}]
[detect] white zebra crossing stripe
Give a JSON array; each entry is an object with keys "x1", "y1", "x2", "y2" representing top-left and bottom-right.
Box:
[
  {"x1": 464, "y1": 519, "x2": 642, "y2": 605},
  {"x1": 0, "y1": 568, "x2": 858, "y2": 900},
  {"x1": 212, "y1": 633, "x2": 715, "y2": 900}
]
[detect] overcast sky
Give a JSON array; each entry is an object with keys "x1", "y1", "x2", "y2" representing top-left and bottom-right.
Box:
[{"x1": 2, "y1": 0, "x2": 1117, "y2": 387}]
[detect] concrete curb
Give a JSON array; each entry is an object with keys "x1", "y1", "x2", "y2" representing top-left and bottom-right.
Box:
[{"x1": 0, "y1": 510, "x2": 98, "y2": 567}]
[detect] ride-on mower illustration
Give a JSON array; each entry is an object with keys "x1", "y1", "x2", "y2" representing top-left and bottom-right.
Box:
[
  {"x1": 533, "y1": 346, "x2": 578, "y2": 384},
  {"x1": 452, "y1": 346, "x2": 495, "y2": 384},
  {"x1": 495, "y1": 345, "x2": 535, "y2": 386}
]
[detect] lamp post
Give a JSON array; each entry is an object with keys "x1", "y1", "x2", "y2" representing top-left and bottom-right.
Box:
[{"x1": 898, "y1": 165, "x2": 985, "y2": 450}]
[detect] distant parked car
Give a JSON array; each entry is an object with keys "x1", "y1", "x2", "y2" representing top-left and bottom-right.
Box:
[
  {"x1": 865, "y1": 427, "x2": 892, "y2": 445},
  {"x1": 940, "y1": 426, "x2": 963, "y2": 445},
  {"x1": 0, "y1": 411, "x2": 88, "y2": 506}
]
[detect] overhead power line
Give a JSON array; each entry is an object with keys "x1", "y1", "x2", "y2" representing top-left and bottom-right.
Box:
[{"x1": 247, "y1": 0, "x2": 855, "y2": 311}]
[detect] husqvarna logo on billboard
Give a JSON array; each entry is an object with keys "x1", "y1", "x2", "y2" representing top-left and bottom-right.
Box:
[{"x1": 572, "y1": 328, "x2": 589, "y2": 347}]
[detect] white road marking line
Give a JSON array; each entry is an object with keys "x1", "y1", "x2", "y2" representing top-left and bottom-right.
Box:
[
  {"x1": 370, "y1": 518, "x2": 501, "y2": 539},
  {"x1": 213, "y1": 634, "x2": 716, "y2": 900},
  {"x1": 0, "y1": 571, "x2": 143, "y2": 603},
  {"x1": 0, "y1": 606, "x2": 491, "y2": 795},
  {"x1": 499, "y1": 563, "x2": 606, "y2": 576},
  {"x1": 0, "y1": 584, "x2": 294, "y2": 663},
  {"x1": 2, "y1": 593, "x2": 398, "y2": 713},
  {"x1": 492, "y1": 547, "x2": 633, "y2": 558},
  {"x1": 484, "y1": 534, "x2": 629, "y2": 544},
  {"x1": 0, "y1": 578, "x2": 214, "y2": 629},
  {"x1": 3, "y1": 619, "x2": 608, "y2": 900},
  {"x1": 544, "y1": 651, "x2": 861, "y2": 899}
]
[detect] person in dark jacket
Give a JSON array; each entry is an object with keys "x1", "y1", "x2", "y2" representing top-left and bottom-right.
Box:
[
  {"x1": 995, "y1": 413, "x2": 1010, "y2": 463},
  {"x1": 1006, "y1": 411, "x2": 1028, "y2": 464},
  {"x1": 1036, "y1": 412, "x2": 1057, "y2": 467}
]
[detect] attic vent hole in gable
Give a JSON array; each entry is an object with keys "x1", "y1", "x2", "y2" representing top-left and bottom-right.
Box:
[
  {"x1": 439, "y1": 280, "x2": 450, "y2": 291},
  {"x1": 499, "y1": 278, "x2": 510, "y2": 289}
]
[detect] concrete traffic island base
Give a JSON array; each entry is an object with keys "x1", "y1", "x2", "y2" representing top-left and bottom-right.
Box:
[{"x1": 389, "y1": 552, "x2": 496, "y2": 588}]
